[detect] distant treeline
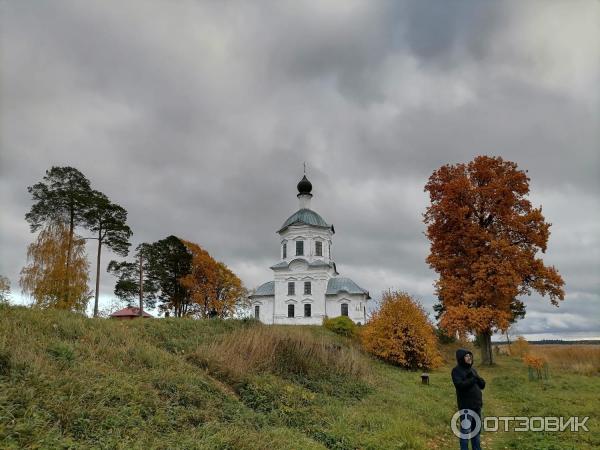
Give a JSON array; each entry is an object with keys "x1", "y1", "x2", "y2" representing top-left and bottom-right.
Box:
[{"x1": 492, "y1": 339, "x2": 600, "y2": 345}]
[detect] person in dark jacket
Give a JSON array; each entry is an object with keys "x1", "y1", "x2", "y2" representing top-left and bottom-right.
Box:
[{"x1": 452, "y1": 348, "x2": 485, "y2": 450}]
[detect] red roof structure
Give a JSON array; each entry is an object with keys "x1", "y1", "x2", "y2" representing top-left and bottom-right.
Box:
[{"x1": 110, "y1": 307, "x2": 154, "y2": 319}]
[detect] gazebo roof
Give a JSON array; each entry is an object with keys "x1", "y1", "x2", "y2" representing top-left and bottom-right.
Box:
[{"x1": 110, "y1": 307, "x2": 153, "y2": 318}]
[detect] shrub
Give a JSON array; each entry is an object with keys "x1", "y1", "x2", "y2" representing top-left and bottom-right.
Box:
[
  {"x1": 360, "y1": 290, "x2": 443, "y2": 370},
  {"x1": 523, "y1": 354, "x2": 548, "y2": 380},
  {"x1": 510, "y1": 336, "x2": 529, "y2": 357},
  {"x1": 323, "y1": 316, "x2": 357, "y2": 338},
  {"x1": 523, "y1": 354, "x2": 545, "y2": 370}
]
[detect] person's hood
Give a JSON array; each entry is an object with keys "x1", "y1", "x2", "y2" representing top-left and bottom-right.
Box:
[{"x1": 456, "y1": 348, "x2": 473, "y2": 368}]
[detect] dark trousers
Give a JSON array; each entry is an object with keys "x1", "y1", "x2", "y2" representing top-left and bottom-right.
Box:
[{"x1": 459, "y1": 408, "x2": 482, "y2": 450}]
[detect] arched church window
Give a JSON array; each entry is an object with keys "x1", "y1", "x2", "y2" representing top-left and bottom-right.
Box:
[
  {"x1": 315, "y1": 241, "x2": 322, "y2": 256},
  {"x1": 296, "y1": 240, "x2": 304, "y2": 256},
  {"x1": 288, "y1": 282, "x2": 295, "y2": 295},
  {"x1": 254, "y1": 305, "x2": 260, "y2": 319},
  {"x1": 282, "y1": 242, "x2": 287, "y2": 259},
  {"x1": 341, "y1": 303, "x2": 348, "y2": 316},
  {"x1": 288, "y1": 304, "x2": 295, "y2": 318}
]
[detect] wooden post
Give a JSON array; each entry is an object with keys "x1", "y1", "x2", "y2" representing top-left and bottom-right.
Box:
[
  {"x1": 94, "y1": 233, "x2": 102, "y2": 318},
  {"x1": 139, "y1": 251, "x2": 144, "y2": 317},
  {"x1": 421, "y1": 373, "x2": 429, "y2": 385}
]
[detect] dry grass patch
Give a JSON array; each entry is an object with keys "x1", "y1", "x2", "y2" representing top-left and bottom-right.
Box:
[
  {"x1": 189, "y1": 324, "x2": 370, "y2": 387},
  {"x1": 528, "y1": 345, "x2": 600, "y2": 376}
]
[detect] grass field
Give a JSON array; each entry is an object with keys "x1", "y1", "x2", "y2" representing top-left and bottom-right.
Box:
[
  {"x1": 0, "y1": 305, "x2": 598, "y2": 449},
  {"x1": 512, "y1": 344, "x2": 600, "y2": 376}
]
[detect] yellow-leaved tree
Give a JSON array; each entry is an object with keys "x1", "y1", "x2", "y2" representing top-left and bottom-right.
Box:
[
  {"x1": 0, "y1": 275, "x2": 10, "y2": 304},
  {"x1": 178, "y1": 240, "x2": 216, "y2": 317},
  {"x1": 361, "y1": 290, "x2": 443, "y2": 370},
  {"x1": 20, "y1": 222, "x2": 91, "y2": 311},
  {"x1": 213, "y1": 261, "x2": 248, "y2": 318},
  {"x1": 179, "y1": 240, "x2": 246, "y2": 318}
]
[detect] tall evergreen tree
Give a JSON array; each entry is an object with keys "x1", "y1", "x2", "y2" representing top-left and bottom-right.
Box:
[
  {"x1": 108, "y1": 243, "x2": 156, "y2": 312},
  {"x1": 145, "y1": 236, "x2": 193, "y2": 317},
  {"x1": 25, "y1": 167, "x2": 93, "y2": 304},
  {"x1": 86, "y1": 190, "x2": 132, "y2": 317}
]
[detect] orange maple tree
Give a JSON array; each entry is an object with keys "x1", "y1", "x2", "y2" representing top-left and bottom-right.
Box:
[
  {"x1": 360, "y1": 290, "x2": 443, "y2": 370},
  {"x1": 424, "y1": 155, "x2": 564, "y2": 364},
  {"x1": 179, "y1": 240, "x2": 246, "y2": 319}
]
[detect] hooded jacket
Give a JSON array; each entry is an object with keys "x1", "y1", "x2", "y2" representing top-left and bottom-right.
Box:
[{"x1": 451, "y1": 348, "x2": 485, "y2": 410}]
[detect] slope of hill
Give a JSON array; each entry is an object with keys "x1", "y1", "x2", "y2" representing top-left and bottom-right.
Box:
[{"x1": 0, "y1": 305, "x2": 598, "y2": 449}]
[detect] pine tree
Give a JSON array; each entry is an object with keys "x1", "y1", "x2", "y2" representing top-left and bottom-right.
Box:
[
  {"x1": 25, "y1": 167, "x2": 93, "y2": 305},
  {"x1": 86, "y1": 190, "x2": 132, "y2": 317}
]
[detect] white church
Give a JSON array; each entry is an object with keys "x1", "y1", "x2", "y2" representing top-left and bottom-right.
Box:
[{"x1": 249, "y1": 174, "x2": 371, "y2": 325}]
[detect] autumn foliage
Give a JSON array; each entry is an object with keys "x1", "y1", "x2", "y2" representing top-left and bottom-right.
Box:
[
  {"x1": 522, "y1": 354, "x2": 546, "y2": 370},
  {"x1": 522, "y1": 353, "x2": 548, "y2": 380},
  {"x1": 179, "y1": 240, "x2": 246, "y2": 319},
  {"x1": 424, "y1": 155, "x2": 565, "y2": 364},
  {"x1": 510, "y1": 336, "x2": 530, "y2": 357},
  {"x1": 360, "y1": 290, "x2": 442, "y2": 370},
  {"x1": 19, "y1": 222, "x2": 91, "y2": 311}
]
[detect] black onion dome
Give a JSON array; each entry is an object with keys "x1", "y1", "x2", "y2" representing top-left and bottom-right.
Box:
[{"x1": 297, "y1": 175, "x2": 312, "y2": 195}]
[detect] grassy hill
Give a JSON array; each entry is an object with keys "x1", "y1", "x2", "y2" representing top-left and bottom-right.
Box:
[{"x1": 0, "y1": 305, "x2": 598, "y2": 449}]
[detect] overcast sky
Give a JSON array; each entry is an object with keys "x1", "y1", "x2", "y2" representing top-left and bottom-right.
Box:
[{"x1": 1, "y1": 0, "x2": 598, "y2": 339}]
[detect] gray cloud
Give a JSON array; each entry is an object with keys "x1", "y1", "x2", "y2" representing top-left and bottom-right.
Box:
[{"x1": 1, "y1": 0, "x2": 598, "y2": 337}]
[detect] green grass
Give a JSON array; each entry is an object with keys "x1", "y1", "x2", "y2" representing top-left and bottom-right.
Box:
[{"x1": 0, "y1": 305, "x2": 598, "y2": 449}]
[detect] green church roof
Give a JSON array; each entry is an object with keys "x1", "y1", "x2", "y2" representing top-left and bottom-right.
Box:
[
  {"x1": 278, "y1": 208, "x2": 333, "y2": 233},
  {"x1": 250, "y1": 281, "x2": 275, "y2": 297},
  {"x1": 326, "y1": 277, "x2": 370, "y2": 298}
]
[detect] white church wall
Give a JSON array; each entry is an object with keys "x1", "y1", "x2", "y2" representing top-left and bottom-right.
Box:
[
  {"x1": 325, "y1": 293, "x2": 369, "y2": 325},
  {"x1": 274, "y1": 224, "x2": 336, "y2": 325},
  {"x1": 276, "y1": 297, "x2": 323, "y2": 325},
  {"x1": 251, "y1": 296, "x2": 274, "y2": 324},
  {"x1": 272, "y1": 261, "x2": 330, "y2": 324}
]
